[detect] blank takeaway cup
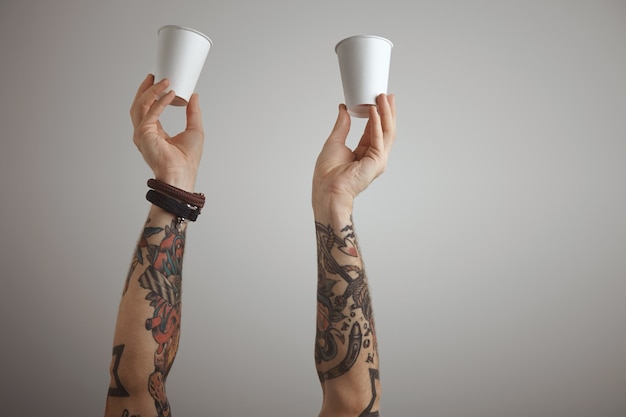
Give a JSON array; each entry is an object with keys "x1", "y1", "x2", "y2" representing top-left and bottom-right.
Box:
[
  {"x1": 335, "y1": 35, "x2": 393, "y2": 118},
  {"x1": 155, "y1": 25, "x2": 213, "y2": 106}
]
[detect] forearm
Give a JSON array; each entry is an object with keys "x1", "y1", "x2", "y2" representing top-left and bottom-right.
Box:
[
  {"x1": 314, "y1": 202, "x2": 380, "y2": 417},
  {"x1": 105, "y1": 205, "x2": 187, "y2": 417}
]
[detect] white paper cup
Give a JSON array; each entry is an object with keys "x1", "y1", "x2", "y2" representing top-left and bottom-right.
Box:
[
  {"x1": 155, "y1": 25, "x2": 213, "y2": 106},
  {"x1": 335, "y1": 35, "x2": 393, "y2": 118}
]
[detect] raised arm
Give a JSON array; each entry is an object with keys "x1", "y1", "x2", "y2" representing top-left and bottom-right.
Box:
[
  {"x1": 312, "y1": 94, "x2": 397, "y2": 417},
  {"x1": 104, "y1": 74, "x2": 205, "y2": 417}
]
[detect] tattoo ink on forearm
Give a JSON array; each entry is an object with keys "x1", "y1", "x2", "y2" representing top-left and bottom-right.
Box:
[{"x1": 315, "y1": 220, "x2": 378, "y2": 382}]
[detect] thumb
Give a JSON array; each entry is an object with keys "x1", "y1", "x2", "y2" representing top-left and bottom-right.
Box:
[
  {"x1": 185, "y1": 93, "x2": 204, "y2": 133},
  {"x1": 325, "y1": 104, "x2": 351, "y2": 146}
]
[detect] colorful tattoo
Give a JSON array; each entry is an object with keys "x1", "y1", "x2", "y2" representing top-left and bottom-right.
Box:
[
  {"x1": 315, "y1": 220, "x2": 377, "y2": 381},
  {"x1": 137, "y1": 219, "x2": 185, "y2": 417}
]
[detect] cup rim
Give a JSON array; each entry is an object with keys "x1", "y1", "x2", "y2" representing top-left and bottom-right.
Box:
[
  {"x1": 158, "y1": 25, "x2": 213, "y2": 46},
  {"x1": 335, "y1": 35, "x2": 393, "y2": 53}
]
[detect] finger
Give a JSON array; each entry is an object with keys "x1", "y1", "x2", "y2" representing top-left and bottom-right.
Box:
[
  {"x1": 141, "y1": 90, "x2": 175, "y2": 128},
  {"x1": 354, "y1": 118, "x2": 373, "y2": 159},
  {"x1": 130, "y1": 74, "x2": 154, "y2": 124},
  {"x1": 379, "y1": 93, "x2": 396, "y2": 128},
  {"x1": 185, "y1": 93, "x2": 204, "y2": 133},
  {"x1": 388, "y1": 93, "x2": 397, "y2": 123},
  {"x1": 324, "y1": 104, "x2": 351, "y2": 146},
  {"x1": 131, "y1": 78, "x2": 171, "y2": 127},
  {"x1": 377, "y1": 93, "x2": 396, "y2": 151},
  {"x1": 132, "y1": 74, "x2": 154, "y2": 105},
  {"x1": 368, "y1": 101, "x2": 384, "y2": 151}
]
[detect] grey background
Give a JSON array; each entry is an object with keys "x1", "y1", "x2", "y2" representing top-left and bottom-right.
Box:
[{"x1": 1, "y1": 1, "x2": 625, "y2": 416}]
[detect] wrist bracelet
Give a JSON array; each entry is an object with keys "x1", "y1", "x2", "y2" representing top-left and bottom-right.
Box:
[
  {"x1": 147, "y1": 178, "x2": 206, "y2": 208},
  {"x1": 146, "y1": 189, "x2": 200, "y2": 222}
]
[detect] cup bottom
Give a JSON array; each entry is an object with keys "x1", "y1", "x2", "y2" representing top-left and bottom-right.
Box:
[
  {"x1": 170, "y1": 96, "x2": 188, "y2": 106},
  {"x1": 348, "y1": 104, "x2": 375, "y2": 118}
]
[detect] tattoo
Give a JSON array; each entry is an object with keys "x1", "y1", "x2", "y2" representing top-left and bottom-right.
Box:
[
  {"x1": 108, "y1": 344, "x2": 129, "y2": 397},
  {"x1": 137, "y1": 219, "x2": 185, "y2": 417},
  {"x1": 123, "y1": 219, "x2": 164, "y2": 295},
  {"x1": 358, "y1": 368, "x2": 380, "y2": 417},
  {"x1": 122, "y1": 410, "x2": 141, "y2": 417},
  {"x1": 317, "y1": 321, "x2": 362, "y2": 380},
  {"x1": 315, "y1": 220, "x2": 377, "y2": 382}
]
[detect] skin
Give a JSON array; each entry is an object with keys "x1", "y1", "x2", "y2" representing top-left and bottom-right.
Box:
[
  {"x1": 104, "y1": 75, "x2": 203, "y2": 417},
  {"x1": 313, "y1": 95, "x2": 397, "y2": 417},
  {"x1": 131, "y1": 75, "x2": 204, "y2": 191},
  {"x1": 104, "y1": 74, "x2": 396, "y2": 417}
]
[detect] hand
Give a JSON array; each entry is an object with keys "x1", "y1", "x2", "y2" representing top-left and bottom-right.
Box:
[
  {"x1": 130, "y1": 74, "x2": 205, "y2": 191},
  {"x1": 312, "y1": 94, "x2": 396, "y2": 217}
]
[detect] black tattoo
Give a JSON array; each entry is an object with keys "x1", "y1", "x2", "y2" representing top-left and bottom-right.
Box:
[
  {"x1": 315, "y1": 221, "x2": 377, "y2": 382},
  {"x1": 317, "y1": 322, "x2": 363, "y2": 380},
  {"x1": 123, "y1": 220, "x2": 163, "y2": 295},
  {"x1": 358, "y1": 368, "x2": 380, "y2": 417},
  {"x1": 108, "y1": 344, "x2": 129, "y2": 397}
]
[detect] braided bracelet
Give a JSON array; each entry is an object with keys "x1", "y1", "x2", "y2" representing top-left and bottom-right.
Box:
[
  {"x1": 147, "y1": 178, "x2": 206, "y2": 208},
  {"x1": 146, "y1": 189, "x2": 200, "y2": 223}
]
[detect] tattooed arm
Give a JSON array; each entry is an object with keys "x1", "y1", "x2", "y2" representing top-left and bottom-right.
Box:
[
  {"x1": 104, "y1": 74, "x2": 204, "y2": 417},
  {"x1": 312, "y1": 94, "x2": 396, "y2": 417}
]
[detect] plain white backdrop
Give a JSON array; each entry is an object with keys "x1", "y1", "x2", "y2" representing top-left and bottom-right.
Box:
[{"x1": 1, "y1": 1, "x2": 625, "y2": 416}]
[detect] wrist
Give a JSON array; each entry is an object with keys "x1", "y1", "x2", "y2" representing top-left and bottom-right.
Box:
[
  {"x1": 154, "y1": 170, "x2": 197, "y2": 193},
  {"x1": 312, "y1": 193, "x2": 354, "y2": 227}
]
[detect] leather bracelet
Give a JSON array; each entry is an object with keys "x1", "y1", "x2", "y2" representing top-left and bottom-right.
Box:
[
  {"x1": 147, "y1": 178, "x2": 205, "y2": 208},
  {"x1": 146, "y1": 189, "x2": 200, "y2": 222}
]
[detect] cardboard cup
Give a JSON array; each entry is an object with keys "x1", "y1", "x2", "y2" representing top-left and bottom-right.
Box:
[
  {"x1": 335, "y1": 35, "x2": 393, "y2": 118},
  {"x1": 155, "y1": 25, "x2": 213, "y2": 106}
]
